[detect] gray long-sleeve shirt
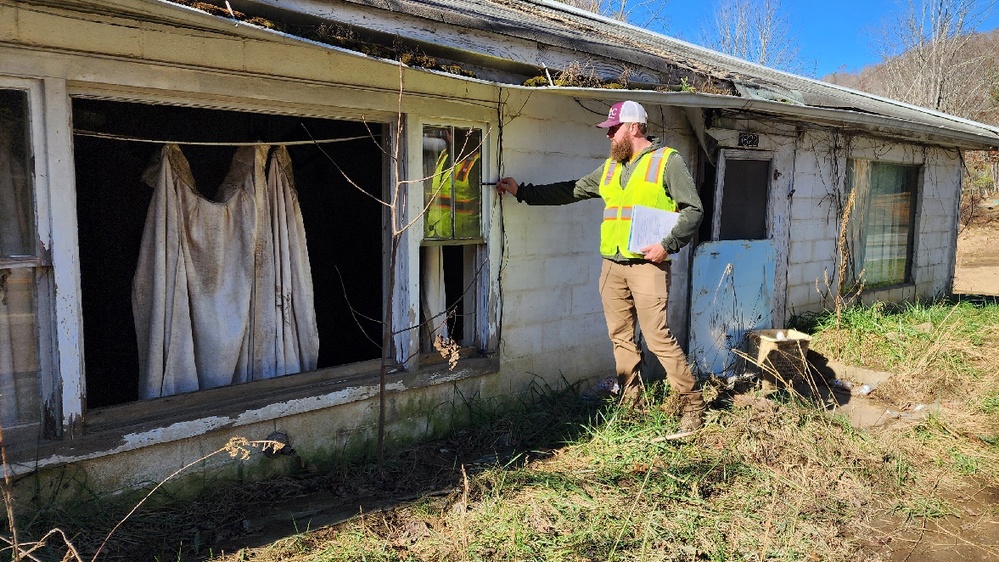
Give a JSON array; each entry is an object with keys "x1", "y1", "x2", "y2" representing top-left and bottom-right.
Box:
[{"x1": 514, "y1": 137, "x2": 703, "y2": 261}]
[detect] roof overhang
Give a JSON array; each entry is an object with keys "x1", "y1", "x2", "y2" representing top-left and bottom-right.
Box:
[
  {"x1": 44, "y1": 0, "x2": 999, "y2": 151},
  {"x1": 181, "y1": 0, "x2": 999, "y2": 151},
  {"x1": 527, "y1": 87, "x2": 999, "y2": 151}
]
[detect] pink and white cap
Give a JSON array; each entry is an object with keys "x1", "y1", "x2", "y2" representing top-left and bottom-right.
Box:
[{"x1": 596, "y1": 100, "x2": 647, "y2": 128}]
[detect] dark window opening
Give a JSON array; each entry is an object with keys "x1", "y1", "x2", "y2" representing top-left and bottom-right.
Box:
[
  {"x1": 73, "y1": 99, "x2": 384, "y2": 408},
  {"x1": 442, "y1": 246, "x2": 466, "y2": 342},
  {"x1": 419, "y1": 245, "x2": 478, "y2": 353},
  {"x1": 719, "y1": 159, "x2": 769, "y2": 241}
]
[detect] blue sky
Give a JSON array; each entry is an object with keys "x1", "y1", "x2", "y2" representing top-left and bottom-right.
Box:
[{"x1": 628, "y1": 0, "x2": 999, "y2": 77}]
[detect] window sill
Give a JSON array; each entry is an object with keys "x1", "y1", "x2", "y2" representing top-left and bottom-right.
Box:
[
  {"x1": 856, "y1": 281, "x2": 917, "y2": 305},
  {"x1": 7, "y1": 355, "x2": 498, "y2": 474}
]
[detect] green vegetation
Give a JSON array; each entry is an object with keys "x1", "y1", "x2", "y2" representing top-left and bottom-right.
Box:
[
  {"x1": 198, "y1": 300, "x2": 999, "y2": 561},
  {"x1": 8, "y1": 301, "x2": 999, "y2": 560}
]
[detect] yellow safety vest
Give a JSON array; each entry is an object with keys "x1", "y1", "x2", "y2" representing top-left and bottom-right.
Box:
[
  {"x1": 599, "y1": 147, "x2": 677, "y2": 259},
  {"x1": 426, "y1": 150, "x2": 481, "y2": 239}
]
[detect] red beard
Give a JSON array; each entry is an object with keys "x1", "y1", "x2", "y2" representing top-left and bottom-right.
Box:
[{"x1": 610, "y1": 138, "x2": 632, "y2": 162}]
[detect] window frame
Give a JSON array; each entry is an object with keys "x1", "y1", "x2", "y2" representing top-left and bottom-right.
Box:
[
  {"x1": 399, "y1": 118, "x2": 495, "y2": 369},
  {"x1": 4, "y1": 79, "x2": 501, "y2": 460},
  {"x1": 711, "y1": 149, "x2": 774, "y2": 242},
  {"x1": 0, "y1": 77, "x2": 61, "y2": 440},
  {"x1": 844, "y1": 158, "x2": 921, "y2": 292},
  {"x1": 57, "y1": 85, "x2": 408, "y2": 437}
]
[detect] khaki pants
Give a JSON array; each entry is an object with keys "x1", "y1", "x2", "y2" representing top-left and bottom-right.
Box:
[{"x1": 598, "y1": 259, "x2": 702, "y2": 411}]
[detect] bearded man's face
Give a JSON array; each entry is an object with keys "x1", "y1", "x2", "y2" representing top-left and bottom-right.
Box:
[{"x1": 610, "y1": 137, "x2": 632, "y2": 162}]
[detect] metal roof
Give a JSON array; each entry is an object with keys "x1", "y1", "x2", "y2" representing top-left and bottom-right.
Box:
[{"x1": 185, "y1": 0, "x2": 999, "y2": 148}]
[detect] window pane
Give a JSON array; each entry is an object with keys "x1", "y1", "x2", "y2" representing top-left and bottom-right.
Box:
[
  {"x1": 0, "y1": 268, "x2": 41, "y2": 428},
  {"x1": 0, "y1": 89, "x2": 36, "y2": 258},
  {"x1": 452, "y1": 128, "x2": 481, "y2": 240},
  {"x1": 845, "y1": 160, "x2": 918, "y2": 289},
  {"x1": 422, "y1": 126, "x2": 482, "y2": 241},
  {"x1": 719, "y1": 159, "x2": 768, "y2": 240},
  {"x1": 423, "y1": 126, "x2": 453, "y2": 240}
]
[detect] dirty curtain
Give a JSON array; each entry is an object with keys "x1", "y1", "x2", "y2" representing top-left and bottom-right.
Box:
[{"x1": 133, "y1": 144, "x2": 319, "y2": 400}]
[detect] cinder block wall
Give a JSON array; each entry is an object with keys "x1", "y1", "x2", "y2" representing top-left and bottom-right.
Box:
[
  {"x1": 495, "y1": 95, "x2": 701, "y2": 390},
  {"x1": 912, "y1": 146, "x2": 961, "y2": 298},
  {"x1": 784, "y1": 132, "x2": 962, "y2": 319},
  {"x1": 496, "y1": 94, "x2": 612, "y2": 389},
  {"x1": 785, "y1": 131, "x2": 844, "y2": 317}
]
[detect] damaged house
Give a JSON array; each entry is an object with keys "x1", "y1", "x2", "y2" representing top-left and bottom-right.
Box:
[{"x1": 3, "y1": 0, "x2": 999, "y2": 498}]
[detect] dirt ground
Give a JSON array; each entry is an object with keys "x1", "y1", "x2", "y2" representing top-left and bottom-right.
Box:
[
  {"x1": 954, "y1": 205, "x2": 999, "y2": 295},
  {"x1": 880, "y1": 204, "x2": 999, "y2": 561}
]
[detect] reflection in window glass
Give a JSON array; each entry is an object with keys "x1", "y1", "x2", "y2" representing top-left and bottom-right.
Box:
[
  {"x1": 845, "y1": 160, "x2": 919, "y2": 290},
  {"x1": 420, "y1": 126, "x2": 483, "y2": 355},
  {"x1": 0, "y1": 268, "x2": 41, "y2": 428},
  {"x1": 423, "y1": 126, "x2": 481, "y2": 241},
  {"x1": 0, "y1": 89, "x2": 41, "y2": 429},
  {"x1": 0, "y1": 90, "x2": 35, "y2": 258}
]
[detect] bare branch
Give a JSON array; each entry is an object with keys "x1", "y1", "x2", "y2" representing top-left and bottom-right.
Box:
[
  {"x1": 866, "y1": 0, "x2": 999, "y2": 117},
  {"x1": 700, "y1": 0, "x2": 806, "y2": 74}
]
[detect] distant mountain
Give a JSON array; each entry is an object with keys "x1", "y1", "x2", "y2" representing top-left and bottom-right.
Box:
[{"x1": 822, "y1": 29, "x2": 999, "y2": 127}]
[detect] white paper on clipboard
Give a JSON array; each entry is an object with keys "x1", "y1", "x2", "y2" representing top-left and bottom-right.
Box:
[{"x1": 627, "y1": 205, "x2": 680, "y2": 254}]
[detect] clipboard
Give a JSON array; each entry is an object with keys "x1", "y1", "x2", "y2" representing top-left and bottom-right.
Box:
[{"x1": 627, "y1": 205, "x2": 680, "y2": 254}]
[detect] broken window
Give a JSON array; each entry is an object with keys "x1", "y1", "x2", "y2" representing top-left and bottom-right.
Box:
[
  {"x1": 73, "y1": 99, "x2": 385, "y2": 408},
  {"x1": 0, "y1": 88, "x2": 46, "y2": 430},
  {"x1": 420, "y1": 126, "x2": 483, "y2": 353},
  {"x1": 844, "y1": 160, "x2": 919, "y2": 290}
]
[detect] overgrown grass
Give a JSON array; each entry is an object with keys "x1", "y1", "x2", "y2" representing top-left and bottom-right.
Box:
[
  {"x1": 197, "y1": 302, "x2": 999, "y2": 561},
  {"x1": 11, "y1": 302, "x2": 999, "y2": 561}
]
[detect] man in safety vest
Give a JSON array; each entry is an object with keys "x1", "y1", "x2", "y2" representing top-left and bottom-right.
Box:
[{"x1": 496, "y1": 100, "x2": 705, "y2": 436}]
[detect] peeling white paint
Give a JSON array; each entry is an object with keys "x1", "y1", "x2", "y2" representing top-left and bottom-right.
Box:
[{"x1": 13, "y1": 382, "x2": 415, "y2": 474}]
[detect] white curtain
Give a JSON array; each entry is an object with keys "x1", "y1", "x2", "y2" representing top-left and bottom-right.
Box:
[
  {"x1": 421, "y1": 246, "x2": 449, "y2": 350},
  {"x1": 0, "y1": 271, "x2": 39, "y2": 429},
  {"x1": 133, "y1": 144, "x2": 318, "y2": 400},
  {"x1": 265, "y1": 146, "x2": 320, "y2": 375}
]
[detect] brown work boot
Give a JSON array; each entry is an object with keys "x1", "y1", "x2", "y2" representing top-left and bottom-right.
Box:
[
  {"x1": 664, "y1": 394, "x2": 705, "y2": 439},
  {"x1": 619, "y1": 382, "x2": 647, "y2": 410},
  {"x1": 678, "y1": 409, "x2": 704, "y2": 433}
]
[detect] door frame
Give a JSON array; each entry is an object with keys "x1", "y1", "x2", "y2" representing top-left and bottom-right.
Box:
[{"x1": 712, "y1": 145, "x2": 792, "y2": 325}]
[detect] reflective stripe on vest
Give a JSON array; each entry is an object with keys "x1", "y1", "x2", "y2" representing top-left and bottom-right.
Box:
[
  {"x1": 598, "y1": 147, "x2": 678, "y2": 259},
  {"x1": 603, "y1": 161, "x2": 618, "y2": 185},
  {"x1": 602, "y1": 206, "x2": 634, "y2": 220}
]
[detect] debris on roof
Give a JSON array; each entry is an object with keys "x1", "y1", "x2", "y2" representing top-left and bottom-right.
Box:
[{"x1": 172, "y1": 0, "x2": 477, "y2": 77}]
